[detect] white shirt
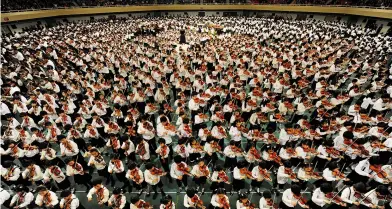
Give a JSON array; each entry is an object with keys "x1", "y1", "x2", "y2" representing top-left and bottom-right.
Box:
[
  {"x1": 0, "y1": 188, "x2": 10, "y2": 205},
  {"x1": 144, "y1": 169, "x2": 161, "y2": 185},
  {"x1": 281, "y1": 189, "x2": 298, "y2": 208},
  {"x1": 354, "y1": 159, "x2": 370, "y2": 177},
  {"x1": 108, "y1": 161, "x2": 125, "y2": 174},
  {"x1": 373, "y1": 98, "x2": 387, "y2": 111},
  {"x1": 35, "y1": 191, "x2": 59, "y2": 206},
  {"x1": 108, "y1": 194, "x2": 126, "y2": 209},
  {"x1": 170, "y1": 162, "x2": 188, "y2": 179},
  {"x1": 277, "y1": 166, "x2": 290, "y2": 184},
  {"x1": 311, "y1": 188, "x2": 327, "y2": 207},
  {"x1": 60, "y1": 140, "x2": 79, "y2": 156},
  {"x1": 87, "y1": 186, "x2": 109, "y2": 203},
  {"x1": 43, "y1": 166, "x2": 66, "y2": 183},
  {"x1": 88, "y1": 155, "x2": 106, "y2": 170},
  {"x1": 211, "y1": 195, "x2": 230, "y2": 209},
  {"x1": 60, "y1": 194, "x2": 79, "y2": 209},
  {"x1": 341, "y1": 187, "x2": 356, "y2": 204},
  {"x1": 22, "y1": 165, "x2": 43, "y2": 181},
  {"x1": 11, "y1": 192, "x2": 34, "y2": 208}
]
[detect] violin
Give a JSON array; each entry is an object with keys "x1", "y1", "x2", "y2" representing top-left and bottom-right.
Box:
[
  {"x1": 266, "y1": 134, "x2": 278, "y2": 143},
  {"x1": 258, "y1": 168, "x2": 272, "y2": 181},
  {"x1": 5, "y1": 166, "x2": 15, "y2": 180},
  {"x1": 164, "y1": 123, "x2": 176, "y2": 132},
  {"x1": 203, "y1": 128, "x2": 211, "y2": 136},
  {"x1": 370, "y1": 165, "x2": 389, "y2": 180},
  {"x1": 354, "y1": 192, "x2": 372, "y2": 205},
  {"x1": 160, "y1": 145, "x2": 168, "y2": 160},
  {"x1": 248, "y1": 100, "x2": 257, "y2": 107},
  {"x1": 137, "y1": 142, "x2": 147, "y2": 157},
  {"x1": 240, "y1": 168, "x2": 254, "y2": 179},
  {"x1": 244, "y1": 200, "x2": 256, "y2": 209},
  {"x1": 137, "y1": 200, "x2": 152, "y2": 209},
  {"x1": 303, "y1": 146, "x2": 317, "y2": 154},
  {"x1": 249, "y1": 147, "x2": 261, "y2": 160},
  {"x1": 191, "y1": 195, "x2": 206, "y2": 209},
  {"x1": 184, "y1": 124, "x2": 192, "y2": 135},
  {"x1": 266, "y1": 199, "x2": 278, "y2": 209},
  {"x1": 232, "y1": 145, "x2": 243, "y2": 154},
  {"x1": 286, "y1": 148, "x2": 297, "y2": 157},
  {"x1": 177, "y1": 163, "x2": 191, "y2": 176},
  {"x1": 43, "y1": 192, "x2": 52, "y2": 206},
  {"x1": 89, "y1": 128, "x2": 97, "y2": 136},
  {"x1": 268, "y1": 151, "x2": 283, "y2": 165},
  {"x1": 284, "y1": 102, "x2": 294, "y2": 110},
  {"x1": 218, "y1": 126, "x2": 226, "y2": 136},
  {"x1": 130, "y1": 169, "x2": 141, "y2": 183},
  {"x1": 304, "y1": 167, "x2": 322, "y2": 179},
  {"x1": 28, "y1": 165, "x2": 36, "y2": 181},
  {"x1": 199, "y1": 165, "x2": 210, "y2": 176},
  {"x1": 144, "y1": 122, "x2": 154, "y2": 131},
  {"x1": 326, "y1": 147, "x2": 341, "y2": 157},
  {"x1": 293, "y1": 194, "x2": 307, "y2": 206},
  {"x1": 113, "y1": 159, "x2": 122, "y2": 170},
  {"x1": 239, "y1": 125, "x2": 249, "y2": 133},
  {"x1": 127, "y1": 127, "x2": 136, "y2": 136},
  {"x1": 150, "y1": 167, "x2": 165, "y2": 176},
  {"x1": 218, "y1": 196, "x2": 230, "y2": 209},
  {"x1": 217, "y1": 112, "x2": 225, "y2": 120},
  {"x1": 325, "y1": 192, "x2": 346, "y2": 206},
  {"x1": 50, "y1": 128, "x2": 57, "y2": 139},
  {"x1": 371, "y1": 141, "x2": 388, "y2": 149},
  {"x1": 164, "y1": 201, "x2": 173, "y2": 209},
  {"x1": 218, "y1": 171, "x2": 230, "y2": 183},
  {"x1": 50, "y1": 166, "x2": 63, "y2": 177},
  {"x1": 62, "y1": 140, "x2": 74, "y2": 153},
  {"x1": 164, "y1": 103, "x2": 174, "y2": 112},
  {"x1": 333, "y1": 167, "x2": 347, "y2": 179},
  {"x1": 284, "y1": 168, "x2": 298, "y2": 181},
  {"x1": 211, "y1": 141, "x2": 222, "y2": 152}
]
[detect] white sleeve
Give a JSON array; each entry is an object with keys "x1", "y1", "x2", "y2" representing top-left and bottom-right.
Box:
[
  {"x1": 341, "y1": 188, "x2": 353, "y2": 204},
  {"x1": 87, "y1": 188, "x2": 95, "y2": 199},
  {"x1": 183, "y1": 196, "x2": 190, "y2": 208},
  {"x1": 211, "y1": 195, "x2": 220, "y2": 207},
  {"x1": 354, "y1": 160, "x2": 370, "y2": 177},
  {"x1": 311, "y1": 189, "x2": 325, "y2": 206}
]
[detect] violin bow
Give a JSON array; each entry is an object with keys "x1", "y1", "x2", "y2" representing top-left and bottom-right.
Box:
[
  {"x1": 358, "y1": 189, "x2": 375, "y2": 206},
  {"x1": 329, "y1": 185, "x2": 347, "y2": 205}
]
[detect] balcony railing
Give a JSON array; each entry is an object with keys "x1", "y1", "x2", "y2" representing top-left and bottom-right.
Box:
[{"x1": 1, "y1": 3, "x2": 391, "y2": 13}]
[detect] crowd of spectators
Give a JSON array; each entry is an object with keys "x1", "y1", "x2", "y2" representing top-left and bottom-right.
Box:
[{"x1": 1, "y1": 0, "x2": 391, "y2": 11}]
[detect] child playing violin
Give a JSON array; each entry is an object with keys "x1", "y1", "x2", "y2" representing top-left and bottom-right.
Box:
[
  {"x1": 144, "y1": 163, "x2": 166, "y2": 198},
  {"x1": 184, "y1": 188, "x2": 206, "y2": 209},
  {"x1": 236, "y1": 193, "x2": 256, "y2": 209},
  {"x1": 233, "y1": 161, "x2": 254, "y2": 194},
  {"x1": 308, "y1": 182, "x2": 346, "y2": 209},
  {"x1": 251, "y1": 161, "x2": 272, "y2": 195},
  {"x1": 210, "y1": 164, "x2": 230, "y2": 193},
  {"x1": 191, "y1": 160, "x2": 210, "y2": 195},
  {"x1": 170, "y1": 155, "x2": 191, "y2": 193},
  {"x1": 211, "y1": 188, "x2": 230, "y2": 209},
  {"x1": 160, "y1": 195, "x2": 175, "y2": 209},
  {"x1": 224, "y1": 141, "x2": 244, "y2": 171},
  {"x1": 280, "y1": 184, "x2": 309, "y2": 209},
  {"x1": 108, "y1": 154, "x2": 126, "y2": 188}
]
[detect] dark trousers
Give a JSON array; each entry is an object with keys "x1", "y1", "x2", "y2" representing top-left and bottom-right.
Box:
[
  {"x1": 149, "y1": 181, "x2": 164, "y2": 193},
  {"x1": 175, "y1": 175, "x2": 188, "y2": 188},
  {"x1": 232, "y1": 179, "x2": 245, "y2": 191},
  {"x1": 224, "y1": 157, "x2": 237, "y2": 171},
  {"x1": 97, "y1": 168, "x2": 111, "y2": 183}
]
